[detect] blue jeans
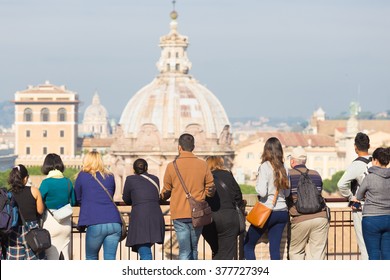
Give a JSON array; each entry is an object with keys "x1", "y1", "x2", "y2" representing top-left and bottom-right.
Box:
[
  {"x1": 135, "y1": 243, "x2": 152, "y2": 260},
  {"x1": 362, "y1": 215, "x2": 390, "y2": 260},
  {"x1": 244, "y1": 210, "x2": 289, "y2": 260},
  {"x1": 85, "y1": 223, "x2": 121, "y2": 260},
  {"x1": 173, "y1": 220, "x2": 203, "y2": 260}
]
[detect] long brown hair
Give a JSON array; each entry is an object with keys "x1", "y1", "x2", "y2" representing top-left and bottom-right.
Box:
[{"x1": 261, "y1": 137, "x2": 289, "y2": 190}]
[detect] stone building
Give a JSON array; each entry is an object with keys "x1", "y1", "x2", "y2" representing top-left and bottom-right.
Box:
[
  {"x1": 109, "y1": 10, "x2": 233, "y2": 199},
  {"x1": 13, "y1": 80, "x2": 81, "y2": 167}
]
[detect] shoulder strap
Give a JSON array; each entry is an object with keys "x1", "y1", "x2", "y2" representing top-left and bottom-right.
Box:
[
  {"x1": 13, "y1": 193, "x2": 29, "y2": 229},
  {"x1": 271, "y1": 189, "x2": 279, "y2": 208},
  {"x1": 173, "y1": 159, "x2": 191, "y2": 198},
  {"x1": 45, "y1": 178, "x2": 72, "y2": 216},
  {"x1": 295, "y1": 167, "x2": 309, "y2": 175},
  {"x1": 140, "y1": 174, "x2": 160, "y2": 193},
  {"x1": 66, "y1": 178, "x2": 71, "y2": 203},
  {"x1": 93, "y1": 175, "x2": 120, "y2": 212},
  {"x1": 354, "y1": 156, "x2": 371, "y2": 164},
  {"x1": 214, "y1": 174, "x2": 234, "y2": 198}
]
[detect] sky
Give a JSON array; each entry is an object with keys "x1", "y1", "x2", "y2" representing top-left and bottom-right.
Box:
[{"x1": 1, "y1": 0, "x2": 389, "y2": 121}]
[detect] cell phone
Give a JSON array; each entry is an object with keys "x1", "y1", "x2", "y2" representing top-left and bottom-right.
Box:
[{"x1": 351, "y1": 201, "x2": 361, "y2": 209}]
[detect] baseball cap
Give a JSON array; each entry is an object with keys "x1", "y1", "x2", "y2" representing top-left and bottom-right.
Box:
[{"x1": 290, "y1": 147, "x2": 307, "y2": 160}]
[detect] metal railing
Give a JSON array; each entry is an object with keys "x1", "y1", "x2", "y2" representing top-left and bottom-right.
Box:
[{"x1": 69, "y1": 198, "x2": 361, "y2": 260}]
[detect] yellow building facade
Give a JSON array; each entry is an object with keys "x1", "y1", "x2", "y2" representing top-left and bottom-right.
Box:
[{"x1": 13, "y1": 81, "x2": 80, "y2": 166}]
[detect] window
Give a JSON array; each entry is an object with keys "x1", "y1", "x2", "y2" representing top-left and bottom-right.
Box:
[
  {"x1": 43, "y1": 130, "x2": 47, "y2": 137},
  {"x1": 175, "y1": 64, "x2": 180, "y2": 71},
  {"x1": 26, "y1": 130, "x2": 30, "y2": 137},
  {"x1": 60, "y1": 147, "x2": 64, "y2": 155},
  {"x1": 43, "y1": 147, "x2": 47, "y2": 155},
  {"x1": 24, "y1": 108, "x2": 33, "y2": 122},
  {"x1": 60, "y1": 130, "x2": 64, "y2": 137},
  {"x1": 58, "y1": 108, "x2": 66, "y2": 122},
  {"x1": 246, "y1": 152, "x2": 254, "y2": 159},
  {"x1": 26, "y1": 147, "x2": 30, "y2": 155},
  {"x1": 41, "y1": 108, "x2": 50, "y2": 122}
]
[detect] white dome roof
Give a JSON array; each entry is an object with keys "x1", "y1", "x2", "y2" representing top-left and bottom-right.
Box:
[
  {"x1": 83, "y1": 93, "x2": 108, "y2": 122},
  {"x1": 119, "y1": 15, "x2": 230, "y2": 140},
  {"x1": 120, "y1": 75, "x2": 229, "y2": 139}
]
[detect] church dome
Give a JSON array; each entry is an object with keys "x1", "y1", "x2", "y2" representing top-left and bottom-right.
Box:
[
  {"x1": 83, "y1": 92, "x2": 108, "y2": 121},
  {"x1": 81, "y1": 92, "x2": 111, "y2": 137},
  {"x1": 119, "y1": 13, "x2": 230, "y2": 142}
]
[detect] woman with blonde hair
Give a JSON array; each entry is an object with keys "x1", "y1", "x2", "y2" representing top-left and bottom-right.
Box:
[
  {"x1": 74, "y1": 151, "x2": 122, "y2": 260},
  {"x1": 243, "y1": 137, "x2": 290, "y2": 260},
  {"x1": 202, "y1": 156, "x2": 245, "y2": 259}
]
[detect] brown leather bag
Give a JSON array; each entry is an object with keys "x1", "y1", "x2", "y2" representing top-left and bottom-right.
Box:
[
  {"x1": 246, "y1": 190, "x2": 278, "y2": 228},
  {"x1": 173, "y1": 159, "x2": 213, "y2": 228}
]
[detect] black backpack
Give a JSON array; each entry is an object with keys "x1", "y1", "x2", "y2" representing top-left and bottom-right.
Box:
[{"x1": 295, "y1": 169, "x2": 325, "y2": 214}]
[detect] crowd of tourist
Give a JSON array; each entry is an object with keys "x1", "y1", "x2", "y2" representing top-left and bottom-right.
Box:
[{"x1": 0, "y1": 132, "x2": 389, "y2": 260}]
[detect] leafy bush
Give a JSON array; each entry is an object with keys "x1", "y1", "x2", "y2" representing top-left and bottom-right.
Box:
[
  {"x1": 0, "y1": 166, "x2": 80, "y2": 188},
  {"x1": 239, "y1": 184, "x2": 257, "y2": 194},
  {"x1": 323, "y1": 170, "x2": 345, "y2": 194}
]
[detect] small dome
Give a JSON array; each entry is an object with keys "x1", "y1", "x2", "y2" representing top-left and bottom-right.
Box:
[
  {"x1": 83, "y1": 92, "x2": 108, "y2": 122},
  {"x1": 81, "y1": 92, "x2": 111, "y2": 138}
]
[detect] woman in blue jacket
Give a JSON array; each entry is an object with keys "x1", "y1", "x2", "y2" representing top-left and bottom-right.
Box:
[{"x1": 75, "y1": 151, "x2": 122, "y2": 260}]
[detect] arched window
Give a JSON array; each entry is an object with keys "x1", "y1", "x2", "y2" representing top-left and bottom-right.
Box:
[
  {"x1": 24, "y1": 108, "x2": 33, "y2": 122},
  {"x1": 41, "y1": 108, "x2": 50, "y2": 122},
  {"x1": 58, "y1": 108, "x2": 67, "y2": 122}
]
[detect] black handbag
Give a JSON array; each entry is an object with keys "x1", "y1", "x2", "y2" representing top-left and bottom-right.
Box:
[
  {"x1": 18, "y1": 208, "x2": 51, "y2": 253},
  {"x1": 214, "y1": 175, "x2": 246, "y2": 235},
  {"x1": 25, "y1": 227, "x2": 52, "y2": 253},
  {"x1": 173, "y1": 159, "x2": 213, "y2": 228}
]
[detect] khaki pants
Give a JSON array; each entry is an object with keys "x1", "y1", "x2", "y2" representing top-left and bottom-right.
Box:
[{"x1": 289, "y1": 217, "x2": 329, "y2": 260}]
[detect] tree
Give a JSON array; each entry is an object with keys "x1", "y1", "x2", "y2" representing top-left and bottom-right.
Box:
[{"x1": 323, "y1": 171, "x2": 345, "y2": 194}]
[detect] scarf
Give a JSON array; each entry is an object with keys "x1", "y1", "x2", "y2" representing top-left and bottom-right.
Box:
[{"x1": 46, "y1": 169, "x2": 64, "y2": 179}]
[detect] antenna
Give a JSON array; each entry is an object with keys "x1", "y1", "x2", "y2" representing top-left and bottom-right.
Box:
[{"x1": 172, "y1": 0, "x2": 176, "y2": 11}]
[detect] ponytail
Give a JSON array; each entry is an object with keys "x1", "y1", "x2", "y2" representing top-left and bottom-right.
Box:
[{"x1": 8, "y1": 164, "x2": 29, "y2": 193}]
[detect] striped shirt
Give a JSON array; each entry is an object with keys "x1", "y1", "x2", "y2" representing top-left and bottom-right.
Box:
[{"x1": 288, "y1": 165, "x2": 327, "y2": 224}]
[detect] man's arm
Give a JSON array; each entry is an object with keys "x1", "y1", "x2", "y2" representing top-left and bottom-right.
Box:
[
  {"x1": 160, "y1": 164, "x2": 173, "y2": 201},
  {"x1": 337, "y1": 161, "x2": 364, "y2": 201}
]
